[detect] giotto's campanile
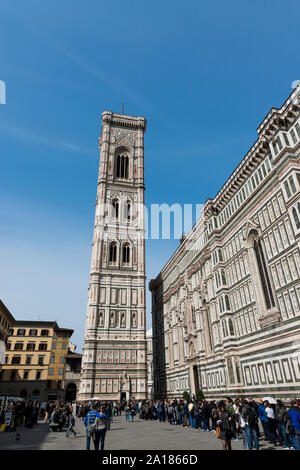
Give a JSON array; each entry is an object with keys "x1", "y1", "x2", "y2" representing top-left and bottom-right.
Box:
[{"x1": 79, "y1": 111, "x2": 147, "y2": 400}]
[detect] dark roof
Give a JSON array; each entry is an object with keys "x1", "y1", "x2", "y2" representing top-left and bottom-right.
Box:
[
  {"x1": 66, "y1": 353, "x2": 82, "y2": 359},
  {"x1": 11, "y1": 321, "x2": 59, "y2": 328},
  {"x1": 54, "y1": 327, "x2": 74, "y2": 335},
  {"x1": 0, "y1": 300, "x2": 15, "y2": 323}
]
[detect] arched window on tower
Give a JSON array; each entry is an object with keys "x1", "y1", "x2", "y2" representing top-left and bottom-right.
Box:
[
  {"x1": 122, "y1": 244, "x2": 130, "y2": 264},
  {"x1": 112, "y1": 199, "x2": 119, "y2": 219},
  {"x1": 109, "y1": 242, "x2": 117, "y2": 263},
  {"x1": 116, "y1": 153, "x2": 129, "y2": 178},
  {"x1": 225, "y1": 295, "x2": 231, "y2": 311},
  {"x1": 126, "y1": 201, "x2": 131, "y2": 222}
]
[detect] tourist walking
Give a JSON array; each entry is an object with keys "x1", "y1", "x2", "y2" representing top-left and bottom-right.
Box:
[
  {"x1": 92, "y1": 407, "x2": 107, "y2": 450},
  {"x1": 84, "y1": 403, "x2": 104, "y2": 450}
]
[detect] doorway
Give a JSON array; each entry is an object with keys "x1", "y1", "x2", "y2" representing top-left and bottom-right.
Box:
[
  {"x1": 65, "y1": 383, "x2": 77, "y2": 402},
  {"x1": 193, "y1": 365, "x2": 200, "y2": 394}
]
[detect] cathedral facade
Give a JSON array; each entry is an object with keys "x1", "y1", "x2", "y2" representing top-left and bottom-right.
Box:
[
  {"x1": 79, "y1": 111, "x2": 147, "y2": 401},
  {"x1": 150, "y1": 85, "x2": 300, "y2": 401}
]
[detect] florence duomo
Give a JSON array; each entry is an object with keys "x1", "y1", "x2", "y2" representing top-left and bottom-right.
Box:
[{"x1": 79, "y1": 111, "x2": 148, "y2": 401}]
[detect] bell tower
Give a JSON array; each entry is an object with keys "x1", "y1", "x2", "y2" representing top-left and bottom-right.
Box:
[{"x1": 79, "y1": 111, "x2": 147, "y2": 400}]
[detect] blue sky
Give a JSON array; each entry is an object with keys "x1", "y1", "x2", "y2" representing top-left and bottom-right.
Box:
[{"x1": 0, "y1": 0, "x2": 299, "y2": 351}]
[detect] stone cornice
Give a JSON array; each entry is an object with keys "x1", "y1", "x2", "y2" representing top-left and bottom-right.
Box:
[
  {"x1": 149, "y1": 86, "x2": 300, "y2": 296},
  {"x1": 101, "y1": 111, "x2": 147, "y2": 132},
  {"x1": 204, "y1": 85, "x2": 300, "y2": 215}
]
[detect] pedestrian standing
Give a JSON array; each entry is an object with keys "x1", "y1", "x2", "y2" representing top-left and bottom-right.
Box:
[
  {"x1": 242, "y1": 400, "x2": 259, "y2": 450},
  {"x1": 217, "y1": 402, "x2": 233, "y2": 450},
  {"x1": 264, "y1": 400, "x2": 279, "y2": 446},
  {"x1": 130, "y1": 404, "x2": 136, "y2": 422},
  {"x1": 287, "y1": 399, "x2": 300, "y2": 450},
  {"x1": 105, "y1": 404, "x2": 112, "y2": 429}
]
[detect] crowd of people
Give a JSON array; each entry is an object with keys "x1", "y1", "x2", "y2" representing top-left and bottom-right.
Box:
[
  {"x1": 136, "y1": 396, "x2": 300, "y2": 451},
  {"x1": 0, "y1": 399, "x2": 41, "y2": 431},
  {"x1": 1, "y1": 395, "x2": 300, "y2": 451}
]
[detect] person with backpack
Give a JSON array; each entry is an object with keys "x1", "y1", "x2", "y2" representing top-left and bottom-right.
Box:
[
  {"x1": 276, "y1": 400, "x2": 291, "y2": 449},
  {"x1": 211, "y1": 402, "x2": 218, "y2": 431},
  {"x1": 217, "y1": 401, "x2": 234, "y2": 450},
  {"x1": 287, "y1": 399, "x2": 300, "y2": 450},
  {"x1": 226, "y1": 398, "x2": 237, "y2": 439},
  {"x1": 167, "y1": 402, "x2": 174, "y2": 425},
  {"x1": 84, "y1": 403, "x2": 104, "y2": 450},
  {"x1": 242, "y1": 400, "x2": 259, "y2": 450},
  {"x1": 91, "y1": 406, "x2": 107, "y2": 451}
]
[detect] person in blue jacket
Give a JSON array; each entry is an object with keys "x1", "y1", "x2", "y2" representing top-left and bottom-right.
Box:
[
  {"x1": 257, "y1": 399, "x2": 277, "y2": 445},
  {"x1": 288, "y1": 399, "x2": 300, "y2": 450},
  {"x1": 84, "y1": 403, "x2": 106, "y2": 450}
]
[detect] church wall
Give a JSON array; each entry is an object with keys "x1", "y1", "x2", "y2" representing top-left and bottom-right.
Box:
[{"x1": 150, "y1": 86, "x2": 300, "y2": 401}]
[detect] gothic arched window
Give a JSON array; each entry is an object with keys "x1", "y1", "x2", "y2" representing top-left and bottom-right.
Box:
[
  {"x1": 126, "y1": 202, "x2": 131, "y2": 221},
  {"x1": 253, "y1": 238, "x2": 275, "y2": 309},
  {"x1": 225, "y1": 295, "x2": 231, "y2": 311},
  {"x1": 116, "y1": 153, "x2": 129, "y2": 178},
  {"x1": 109, "y1": 242, "x2": 117, "y2": 263},
  {"x1": 122, "y1": 244, "x2": 130, "y2": 264},
  {"x1": 112, "y1": 199, "x2": 119, "y2": 219},
  {"x1": 292, "y1": 207, "x2": 300, "y2": 229},
  {"x1": 229, "y1": 319, "x2": 234, "y2": 336}
]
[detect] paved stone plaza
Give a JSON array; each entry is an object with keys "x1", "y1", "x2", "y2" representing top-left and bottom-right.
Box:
[{"x1": 0, "y1": 416, "x2": 281, "y2": 450}]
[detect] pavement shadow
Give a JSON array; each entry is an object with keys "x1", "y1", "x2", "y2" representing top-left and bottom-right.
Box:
[{"x1": 0, "y1": 421, "x2": 52, "y2": 450}]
